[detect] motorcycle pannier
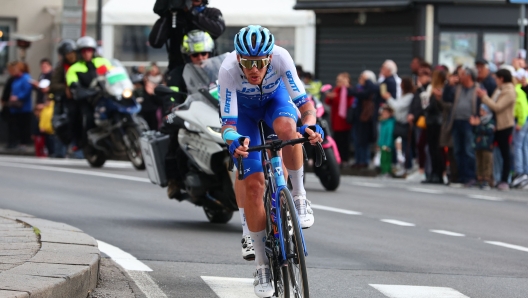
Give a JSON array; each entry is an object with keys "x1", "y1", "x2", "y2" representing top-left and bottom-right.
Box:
[{"x1": 140, "y1": 131, "x2": 170, "y2": 187}]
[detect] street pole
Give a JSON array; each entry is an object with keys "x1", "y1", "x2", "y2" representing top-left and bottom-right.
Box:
[
  {"x1": 96, "y1": 0, "x2": 102, "y2": 44},
  {"x1": 521, "y1": 4, "x2": 526, "y2": 49},
  {"x1": 81, "y1": 0, "x2": 87, "y2": 37}
]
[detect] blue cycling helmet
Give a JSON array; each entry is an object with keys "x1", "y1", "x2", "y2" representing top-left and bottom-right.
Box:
[{"x1": 234, "y1": 25, "x2": 274, "y2": 57}]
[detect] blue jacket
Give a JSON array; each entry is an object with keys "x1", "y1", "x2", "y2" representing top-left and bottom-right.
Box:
[{"x1": 10, "y1": 73, "x2": 33, "y2": 114}]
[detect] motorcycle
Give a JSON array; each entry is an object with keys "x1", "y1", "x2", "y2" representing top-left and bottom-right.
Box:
[
  {"x1": 303, "y1": 84, "x2": 341, "y2": 191},
  {"x1": 145, "y1": 54, "x2": 237, "y2": 224},
  {"x1": 83, "y1": 60, "x2": 148, "y2": 169}
]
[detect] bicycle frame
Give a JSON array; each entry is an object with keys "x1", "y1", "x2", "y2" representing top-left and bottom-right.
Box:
[{"x1": 258, "y1": 122, "x2": 309, "y2": 263}]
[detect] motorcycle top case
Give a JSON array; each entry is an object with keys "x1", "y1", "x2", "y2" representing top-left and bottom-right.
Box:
[{"x1": 140, "y1": 131, "x2": 170, "y2": 187}]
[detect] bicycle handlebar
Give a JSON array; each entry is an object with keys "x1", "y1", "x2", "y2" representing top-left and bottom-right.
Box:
[{"x1": 233, "y1": 137, "x2": 326, "y2": 180}]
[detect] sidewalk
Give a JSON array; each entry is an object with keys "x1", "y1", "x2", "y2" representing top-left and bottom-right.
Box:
[{"x1": 0, "y1": 209, "x2": 100, "y2": 298}]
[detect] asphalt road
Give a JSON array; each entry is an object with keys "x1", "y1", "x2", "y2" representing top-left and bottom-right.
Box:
[{"x1": 1, "y1": 156, "x2": 527, "y2": 298}]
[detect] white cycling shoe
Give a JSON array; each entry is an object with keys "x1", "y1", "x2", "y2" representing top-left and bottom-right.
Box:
[
  {"x1": 294, "y1": 195, "x2": 314, "y2": 229},
  {"x1": 241, "y1": 235, "x2": 255, "y2": 261},
  {"x1": 254, "y1": 264, "x2": 274, "y2": 298}
]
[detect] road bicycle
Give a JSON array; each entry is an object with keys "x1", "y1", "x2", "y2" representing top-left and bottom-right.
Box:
[{"x1": 235, "y1": 121, "x2": 326, "y2": 298}]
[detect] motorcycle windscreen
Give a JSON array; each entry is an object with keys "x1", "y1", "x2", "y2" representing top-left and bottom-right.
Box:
[
  {"x1": 182, "y1": 53, "x2": 228, "y2": 95},
  {"x1": 105, "y1": 60, "x2": 134, "y2": 100}
]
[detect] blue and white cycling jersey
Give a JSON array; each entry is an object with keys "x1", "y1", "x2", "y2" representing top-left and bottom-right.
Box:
[{"x1": 219, "y1": 46, "x2": 308, "y2": 127}]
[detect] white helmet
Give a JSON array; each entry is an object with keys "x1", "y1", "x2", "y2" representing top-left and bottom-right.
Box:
[{"x1": 77, "y1": 36, "x2": 97, "y2": 50}]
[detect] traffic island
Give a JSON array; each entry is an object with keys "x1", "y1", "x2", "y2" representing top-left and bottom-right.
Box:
[{"x1": 0, "y1": 209, "x2": 100, "y2": 298}]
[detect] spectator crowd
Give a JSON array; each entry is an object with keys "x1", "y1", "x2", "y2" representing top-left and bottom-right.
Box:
[{"x1": 303, "y1": 54, "x2": 528, "y2": 191}]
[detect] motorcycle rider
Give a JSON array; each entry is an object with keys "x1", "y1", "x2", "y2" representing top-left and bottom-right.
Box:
[
  {"x1": 66, "y1": 36, "x2": 112, "y2": 148},
  {"x1": 165, "y1": 30, "x2": 215, "y2": 199},
  {"x1": 219, "y1": 25, "x2": 323, "y2": 297},
  {"x1": 50, "y1": 39, "x2": 81, "y2": 150}
]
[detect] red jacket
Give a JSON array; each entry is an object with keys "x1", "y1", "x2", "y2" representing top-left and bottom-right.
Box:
[{"x1": 325, "y1": 87, "x2": 353, "y2": 132}]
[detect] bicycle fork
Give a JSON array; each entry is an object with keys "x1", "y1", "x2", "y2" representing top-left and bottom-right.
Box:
[{"x1": 269, "y1": 155, "x2": 308, "y2": 265}]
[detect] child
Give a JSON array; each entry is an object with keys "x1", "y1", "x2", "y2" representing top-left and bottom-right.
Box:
[
  {"x1": 378, "y1": 105, "x2": 395, "y2": 177},
  {"x1": 470, "y1": 104, "x2": 495, "y2": 190}
]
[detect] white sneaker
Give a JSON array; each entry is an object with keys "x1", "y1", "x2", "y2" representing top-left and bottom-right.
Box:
[
  {"x1": 294, "y1": 195, "x2": 314, "y2": 229},
  {"x1": 241, "y1": 235, "x2": 255, "y2": 261},
  {"x1": 253, "y1": 265, "x2": 274, "y2": 298},
  {"x1": 512, "y1": 174, "x2": 528, "y2": 188}
]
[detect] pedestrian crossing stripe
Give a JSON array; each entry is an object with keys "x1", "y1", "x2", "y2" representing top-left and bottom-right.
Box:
[
  {"x1": 201, "y1": 276, "x2": 254, "y2": 298},
  {"x1": 370, "y1": 284, "x2": 470, "y2": 298}
]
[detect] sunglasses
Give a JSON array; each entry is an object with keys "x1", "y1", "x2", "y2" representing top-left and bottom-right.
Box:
[
  {"x1": 239, "y1": 57, "x2": 270, "y2": 70},
  {"x1": 191, "y1": 52, "x2": 208, "y2": 58}
]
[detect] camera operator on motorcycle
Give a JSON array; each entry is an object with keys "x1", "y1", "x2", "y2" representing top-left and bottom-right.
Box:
[
  {"x1": 65, "y1": 36, "x2": 112, "y2": 149},
  {"x1": 219, "y1": 25, "x2": 323, "y2": 297},
  {"x1": 165, "y1": 30, "x2": 215, "y2": 200},
  {"x1": 151, "y1": 0, "x2": 225, "y2": 86},
  {"x1": 49, "y1": 39, "x2": 81, "y2": 149}
]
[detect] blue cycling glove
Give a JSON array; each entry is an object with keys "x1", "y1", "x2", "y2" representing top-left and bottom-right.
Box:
[
  {"x1": 297, "y1": 124, "x2": 325, "y2": 140},
  {"x1": 229, "y1": 136, "x2": 249, "y2": 160}
]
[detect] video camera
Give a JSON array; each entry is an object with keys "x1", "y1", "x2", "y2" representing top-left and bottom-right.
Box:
[{"x1": 154, "y1": 0, "x2": 192, "y2": 16}]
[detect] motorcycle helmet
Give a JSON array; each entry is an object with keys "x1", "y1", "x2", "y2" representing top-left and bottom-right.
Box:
[
  {"x1": 77, "y1": 36, "x2": 97, "y2": 50},
  {"x1": 181, "y1": 30, "x2": 214, "y2": 55},
  {"x1": 234, "y1": 25, "x2": 274, "y2": 57},
  {"x1": 57, "y1": 39, "x2": 77, "y2": 57}
]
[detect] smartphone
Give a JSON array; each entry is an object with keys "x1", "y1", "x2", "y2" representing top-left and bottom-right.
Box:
[{"x1": 380, "y1": 83, "x2": 387, "y2": 95}]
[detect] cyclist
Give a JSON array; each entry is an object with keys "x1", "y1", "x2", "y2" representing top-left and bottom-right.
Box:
[{"x1": 219, "y1": 25, "x2": 323, "y2": 297}]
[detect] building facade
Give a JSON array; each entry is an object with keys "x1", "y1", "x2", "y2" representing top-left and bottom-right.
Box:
[{"x1": 295, "y1": 0, "x2": 526, "y2": 83}]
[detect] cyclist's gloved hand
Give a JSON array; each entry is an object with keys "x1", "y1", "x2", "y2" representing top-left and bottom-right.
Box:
[
  {"x1": 229, "y1": 136, "x2": 250, "y2": 160},
  {"x1": 297, "y1": 124, "x2": 325, "y2": 140}
]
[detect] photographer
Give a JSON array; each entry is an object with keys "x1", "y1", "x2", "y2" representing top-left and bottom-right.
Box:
[{"x1": 150, "y1": 0, "x2": 225, "y2": 76}]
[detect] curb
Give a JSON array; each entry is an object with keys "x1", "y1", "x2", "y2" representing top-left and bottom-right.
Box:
[{"x1": 0, "y1": 209, "x2": 100, "y2": 298}]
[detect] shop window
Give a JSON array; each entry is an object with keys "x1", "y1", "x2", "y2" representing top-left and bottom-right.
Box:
[
  {"x1": 0, "y1": 19, "x2": 16, "y2": 81},
  {"x1": 216, "y1": 26, "x2": 296, "y2": 60},
  {"x1": 113, "y1": 25, "x2": 167, "y2": 63},
  {"x1": 483, "y1": 33, "x2": 520, "y2": 67},
  {"x1": 438, "y1": 32, "x2": 478, "y2": 72}
]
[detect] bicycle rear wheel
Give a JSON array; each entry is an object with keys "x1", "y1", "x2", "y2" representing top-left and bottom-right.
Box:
[{"x1": 279, "y1": 188, "x2": 309, "y2": 297}]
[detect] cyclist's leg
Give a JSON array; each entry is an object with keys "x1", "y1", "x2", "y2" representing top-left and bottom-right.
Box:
[
  {"x1": 236, "y1": 106, "x2": 268, "y2": 265},
  {"x1": 265, "y1": 85, "x2": 314, "y2": 228}
]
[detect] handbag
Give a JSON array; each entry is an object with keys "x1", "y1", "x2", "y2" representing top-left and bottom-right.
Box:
[
  {"x1": 359, "y1": 95, "x2": 374, "y2": 122},
  {"x1": 39, "y1": 101, "x2": 55, "y2": 135},
  {"x1": 416, "y1": 115, "x2": 427, "y2": 129},
  {"x1": 149, "y1": 17, "x2": 170, "y2": 49}
]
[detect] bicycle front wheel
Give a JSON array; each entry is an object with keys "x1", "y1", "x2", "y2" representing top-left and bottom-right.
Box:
[{"x1": 279, "y1": 188, "x2": 310, "y2": 298}]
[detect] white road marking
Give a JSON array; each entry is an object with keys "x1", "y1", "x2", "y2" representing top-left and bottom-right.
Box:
[
  {"x1": 370, "y1": 284, "x2": 470, "y2": 298},
  {"x1": 201, "y1": 276, "x2": 254, "y2": 298},
  {"x1": 468, "y1": 194, "x2": 504, "y2": 201},
  {"x1": 311, "y1": 204, "x2": 362, "y2": 215},
  {"x1": 97, "y1": 240, "x2": 152, "y2": 271},
  {"x1": 351, "y1": 181, "x2": 383, "y2": 188},
  {"x1": 380, "y1": 219, "x2": 416, "y2": 227},
  {"x1": 0, "y1": 161, "x2": 150, "y2": 183},
  {"x1": 429, "y1": 230, "x2": 466, "y2": 237},
  {"x1": 97, "y1": 240, "x2": 167, "y2": 298},
  {"x1": 0, "y1": 156, "x2": 133, "y2": 168},
  {"x1": 128, "y1": 271, "x2": 168, "y2": 298},
  {"x1": 407, "y1": 188, "x2": 444, "y2": 194},
  {"x1": 485, "y1": 241, "x2": 528, "y2": 253}
]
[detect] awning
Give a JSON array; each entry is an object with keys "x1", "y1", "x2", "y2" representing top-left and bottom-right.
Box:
[
  {"x1": 103, "y1": 0, "x2": 314, "y2": 27},
  {"x1": 294, "y1": 0, "x2": 411, "y2": 10}
]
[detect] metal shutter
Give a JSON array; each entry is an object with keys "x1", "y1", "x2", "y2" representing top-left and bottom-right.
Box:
[{"x1": 316, "y1": 25, "x2": 414, "y2": 84}]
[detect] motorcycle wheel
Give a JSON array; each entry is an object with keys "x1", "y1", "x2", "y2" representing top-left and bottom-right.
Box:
[
  {"x1": 84, "y1": 145, "x2": 106, "y2": 168},
  {"x1": 125, "y1": 127, "x2": 145, "y2": 170},
  {"x1": 203, "y1": 206, "x2": 233, "y2": 224},
  {"x1": 314, "y1": 148, "x2": 340, "y2": 191}
]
